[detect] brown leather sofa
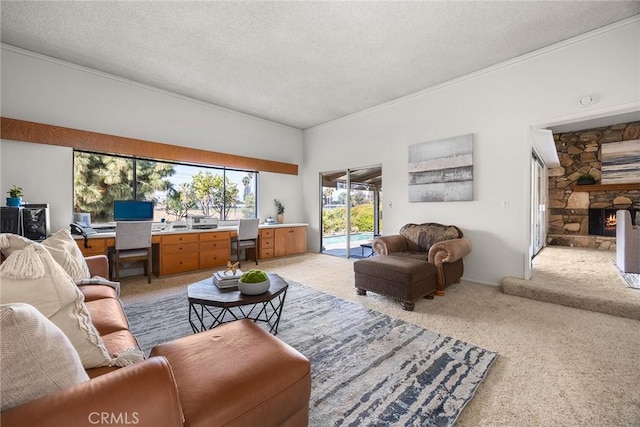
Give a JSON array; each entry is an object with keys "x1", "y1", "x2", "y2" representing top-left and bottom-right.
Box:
[
  {"x1": 1, "y1": 255, "x2": 311, "y2": 427},
  {"x1": 372, "y1": 223, "x2": 472, "y2": 296}
]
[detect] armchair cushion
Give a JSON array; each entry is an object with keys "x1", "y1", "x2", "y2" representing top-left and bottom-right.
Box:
[
  {"x1": 399, "y1": 223, "x2": 464, "y2": 252},
  {"x1": 0, "y1": 303, "x2": 89, "y2": 412}
]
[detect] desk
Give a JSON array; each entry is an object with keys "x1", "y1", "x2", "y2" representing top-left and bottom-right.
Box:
[{"x1": 74, "y1": 224, "x2": 308, "y2": 277}]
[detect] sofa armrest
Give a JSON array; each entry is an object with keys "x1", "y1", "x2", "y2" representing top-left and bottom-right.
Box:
[
  {"x1": 1, "y1": 357, "x2": 184, "y2": 427},
  {"x1": 428, "y1": 238, "x2": 472, "y2": 266},
  {"x1": 372, "y1": 235, "x2": 408, "y2": 255},
  {"x1": 85, "y1": 255, "x2": 109, "y2": 279}
]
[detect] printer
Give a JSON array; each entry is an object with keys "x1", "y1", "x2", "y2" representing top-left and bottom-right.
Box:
[{"x1": 186, "y1": 215, "x2": 218, "y2": 229}]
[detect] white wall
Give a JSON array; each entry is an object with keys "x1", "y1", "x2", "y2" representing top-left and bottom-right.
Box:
[
  {"x1": 0, "y1": 46, "x2": 304, "y2": 228},
  {"x1": 303, "y1": 18, "x2": 640, "y2": 285},
  {"x1": 0, "y1": 140, "x2": 73, "y2": 232}
]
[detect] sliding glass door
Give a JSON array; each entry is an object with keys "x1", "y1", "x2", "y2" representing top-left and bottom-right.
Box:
[
  {"x1": 531, "y1": 152, "x2": 546, "y2": 259},
  {"x1": 320, "y1": 166, "x2": 382, "y2": 259}
]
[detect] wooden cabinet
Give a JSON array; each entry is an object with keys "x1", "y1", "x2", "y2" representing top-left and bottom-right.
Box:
[
  {"x1": 259, "y1": 228, "x2": 274, "y2": 259},
  {"x1": 74, "y1": 227, "x2": 304, "y2": 276},
  {"x1": 160, "y1": 233, "x2": 199, "y2": 275},
  {"x1": 199, "y1": 231, "x2": 232, "y2": 269},
  {"x1": 274, "y1": 227, "x2": 307, "y2": 258},
  {"x1": 77, "y1": 237, "x2": 114, "y2": 257}
]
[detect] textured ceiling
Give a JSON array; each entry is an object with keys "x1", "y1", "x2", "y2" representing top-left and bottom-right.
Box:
[{"x1": 1, "y1": 1, "x2": 638, "y2": 129}]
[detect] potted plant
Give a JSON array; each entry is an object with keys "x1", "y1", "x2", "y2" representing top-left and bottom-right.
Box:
[
  {"x1": 577, "y1": 173, "x2": 596, "y2": 185},
  {"x1": 274, "y1": 199, "x2": 285, "y2": 224},
  {"x1": 6, "y1": 185, "x2": 24, "y2": 207}
]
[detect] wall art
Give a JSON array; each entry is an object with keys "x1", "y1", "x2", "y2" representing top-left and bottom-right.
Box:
[{"x1": 408, "y1": 134, "x2": 473, "y2": 202}]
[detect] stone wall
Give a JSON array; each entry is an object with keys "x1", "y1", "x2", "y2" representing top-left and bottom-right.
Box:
[{"x1": 547, "y1": 121, "x2": 639, "y2": 249}]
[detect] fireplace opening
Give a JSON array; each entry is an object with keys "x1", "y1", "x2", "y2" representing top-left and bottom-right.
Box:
[{"x1": 588, "y1": 208, "x2": 638, "y2": 236}]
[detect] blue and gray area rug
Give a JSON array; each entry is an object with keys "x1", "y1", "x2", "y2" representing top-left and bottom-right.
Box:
[
  {"x1": 124, "y1": 279, "x2": 497, "y2": 426},
  {"x1": 613, "y1": 261, "x2": 640, "y2": 290}
]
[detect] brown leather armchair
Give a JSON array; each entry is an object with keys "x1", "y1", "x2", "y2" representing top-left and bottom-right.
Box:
[{"x1": 372, "y1": 223, "x2": 472, "y2": 295}]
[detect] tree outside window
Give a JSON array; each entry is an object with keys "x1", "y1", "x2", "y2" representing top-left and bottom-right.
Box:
[{"x1": 74, "y1": 151, "x2": 258, "y2": 223}]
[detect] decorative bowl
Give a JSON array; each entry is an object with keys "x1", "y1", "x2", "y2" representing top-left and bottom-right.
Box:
[{"x1": 238, "y1": 278, "x2": 270, "y2": 295}]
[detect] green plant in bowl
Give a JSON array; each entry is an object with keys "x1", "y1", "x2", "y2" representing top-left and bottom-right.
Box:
[
  {"x1": 240, "y1": 269, "x2": 269, "y2": 283},
  {"x1": 238, "y1": 269, "x2": 270, "y2": 295}
]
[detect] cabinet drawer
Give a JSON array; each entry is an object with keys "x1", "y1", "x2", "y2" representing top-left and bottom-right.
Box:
[
  {"x1": 200, "y1": 231, "x2": 231, "y2": 242},
  {"x1": 260, "y1": 238, "x2": 274, "y2": 250},
  {"x1": 199, "y1": 249, "x2": 230, "y2": 269},
  {"x1": 161, "y1": 253, "x2": 199, "y2": 275},
  {"x1": 162, "y1": 242, "x2": 199, "y2": 255},
  {"x1": 162, "y1": 233, "x2": 198, "y2": 244},
  {"x1": 260, "y1": 229, "x2": 274, "y2": 238},
  {"x1": 199, "y1": 240, "x2": 230, "y2": 251},
  {"x1": 77, "y1": 238, "x2": 113, "y2": 257},
  {"x1": 259, "y1": 248, "x2": 274, "y2": 259}
]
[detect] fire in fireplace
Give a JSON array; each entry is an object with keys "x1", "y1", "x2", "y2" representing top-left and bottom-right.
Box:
[{"x1": 589, "y1": 208, "x2": 638, "y2": 236}]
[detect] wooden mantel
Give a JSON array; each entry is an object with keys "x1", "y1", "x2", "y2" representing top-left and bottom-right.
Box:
[{"x1": 572, "y1": 183, "x2": 640, "y2": 192}]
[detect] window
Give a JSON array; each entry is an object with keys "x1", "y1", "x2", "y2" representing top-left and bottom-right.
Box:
[{"x1": 74, "y1": 151, "x2": 258, "y2": 224}]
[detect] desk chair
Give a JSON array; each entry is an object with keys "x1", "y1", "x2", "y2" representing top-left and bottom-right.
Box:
[
  {"x1": 233, "y1": 219, "x2": 259, "y2": 267},
  {"x1": 114, "y1": 221, "x2": 153, "y2": 283}
]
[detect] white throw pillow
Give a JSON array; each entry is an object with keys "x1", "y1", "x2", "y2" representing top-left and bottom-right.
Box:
[
  {"x1": 0, "y1": 303, "x2": 90, "y2": 411},
  {"x1": 0, "y1": 244, "x2": 112, "y2": 369},
  {"x1": 41, "y1": 229, "x2": 91, "y2": 280},
  {"x1": 0, "y1": 230, "x2": 91, "y2": 280}
]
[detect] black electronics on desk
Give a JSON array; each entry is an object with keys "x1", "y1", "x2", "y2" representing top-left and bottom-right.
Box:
[{"x1": 0, "y1": 204, "x2": 50, "y2": 241}]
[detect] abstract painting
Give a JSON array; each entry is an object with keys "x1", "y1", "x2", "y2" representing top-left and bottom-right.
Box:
[
  {"x1": 601, "y1": 139, "x2": 640, "y2": 185},
  {"x1": 409, "y1": 134, "x2": 473, "y2": 202}
]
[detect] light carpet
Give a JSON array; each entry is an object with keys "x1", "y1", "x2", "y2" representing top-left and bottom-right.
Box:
[
  {"x1": 123, "y1": 279, "x2": 497, "y2": 426},
  {"x1": 501, "y1": 246, "x2": 640, "y2": 320},
  {"x1": 118, "y1": 253, "x2": 640, "y2": 426}
]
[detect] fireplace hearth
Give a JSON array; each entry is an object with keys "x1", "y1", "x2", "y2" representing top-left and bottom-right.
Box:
[{"x1": 589, "y1": 208, "x2": 638, "y2": 236}]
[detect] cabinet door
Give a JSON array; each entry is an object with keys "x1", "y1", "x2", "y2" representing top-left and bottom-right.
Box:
[
  {"x1": 274, "y1": 228, "x2": 291, "y2": 257},
  {"x1": 274, "y1": 227, "x2": 307, "y2": 257},
  {"x1": 289, "y1": 227, "x2": 307, "y2": 254}
]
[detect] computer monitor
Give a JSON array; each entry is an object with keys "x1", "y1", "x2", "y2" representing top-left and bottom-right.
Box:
[{"x1": 113, "y1": 200, "x2": 154, "y2": 221}]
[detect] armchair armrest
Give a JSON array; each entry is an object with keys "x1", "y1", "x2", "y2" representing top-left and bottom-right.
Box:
[
  {"x1": 1, "y1": 357, "x2": 184, "y2": 427},
  {"x1": 85, "y1": 255, "x2": 109, "y2": 279},
  {"x1": 428, "y1": 238, "x2": 472, "y2": 266},
  {"x1": 372, "y1": 235, "x2": 408, "y2": 255}
]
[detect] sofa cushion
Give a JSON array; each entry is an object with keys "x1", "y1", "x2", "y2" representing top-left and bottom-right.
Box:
[
  {"x1": 0, "y1": 245, "x2": 112, "y2": 369},
  {"x1": 85, "y1": 298, "x2": 130, "y2": 336},
  {"x1": 87, "y1": 330, "x2": 142, "y2": 379},
  {"x1": 0, "y1": 303, "x2": 89, "y2": 411},
  {"x1": 399, "y1": 223, "x2": 463, "y2": 252},
  {"x1": 78, "y1": 284, "x2": 119, "y2": 302},
  {"x1": 41, "y1": 229, "x2": 91, "y2": 280}
]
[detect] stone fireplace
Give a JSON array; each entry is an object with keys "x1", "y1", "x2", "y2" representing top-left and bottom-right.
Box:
[
  {"x1": 588, "y1": 207, "x2": 638, "y2": 237},
  {"x1": 546, "y1": 121, "x2": 640, "y2": 250}
]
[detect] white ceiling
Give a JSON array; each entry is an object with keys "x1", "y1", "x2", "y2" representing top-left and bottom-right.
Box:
[{"x1": 1, "y1": 1, "x2": 639, "y2": 130}]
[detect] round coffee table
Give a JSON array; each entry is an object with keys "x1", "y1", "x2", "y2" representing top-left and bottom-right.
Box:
[{"x1": 187, "y1": 273, "x2": 288, "y2": 335}]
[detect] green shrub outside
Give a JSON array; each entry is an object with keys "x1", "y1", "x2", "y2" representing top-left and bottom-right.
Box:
[{"x1": 322, "y1": 203, "x2": 375, "y2": 235}]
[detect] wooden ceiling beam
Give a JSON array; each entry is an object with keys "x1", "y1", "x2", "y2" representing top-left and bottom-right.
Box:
[{"x1": 1, "y1": 116, "x2": 298, "y2": 175}]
